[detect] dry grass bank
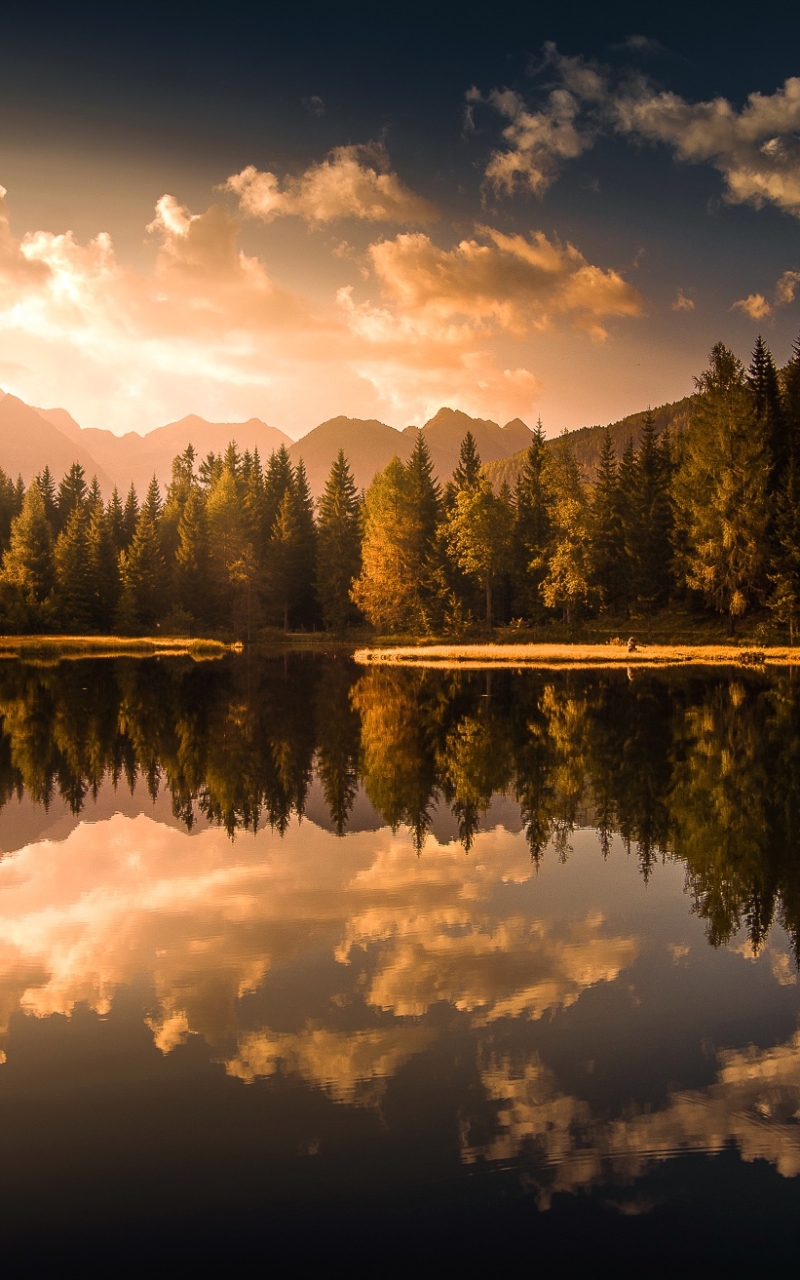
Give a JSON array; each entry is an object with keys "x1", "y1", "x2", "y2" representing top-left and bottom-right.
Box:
[
  {"x1": 354, "y1": 642, "x2": 800, "y2": 670},
  {"x1": 0, "y1": 635, "x2": 235, "y2": 661}
]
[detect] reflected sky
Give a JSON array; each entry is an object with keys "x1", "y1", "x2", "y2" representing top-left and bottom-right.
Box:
[{"x1": 1, "y1": 656, "x2": 799, "y2": 1260}]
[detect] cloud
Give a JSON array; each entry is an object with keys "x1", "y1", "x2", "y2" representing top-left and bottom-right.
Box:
[
  {"x1": 732, "y1": 293, "x2": 772, "y2": 320},
  {"x1": 776, "y1": 269, "x2": 800, "y2": 305},
  {"x1": 472, "y1": 48, "x2": 800, "y2": 218},
  {"x1": 672, "y1": 288, "x2": 695, "y2": 312},
  {"x1": 225, "y1": 144, "x2": 438, "y2": 225},
  {"x1": 612, "y1": 35, "x2": 667, "y2": 56},
  {"x1": 364, "y1": 226, "x2": 643, "y2": 339},
  {"x1": 302, "y1": 94, "x2": 325, "y2": 117}
]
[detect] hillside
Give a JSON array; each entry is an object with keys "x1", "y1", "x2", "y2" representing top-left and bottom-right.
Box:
[
  {"x1": 0, "y1": 396, "x2": 114, "y2": 491},
  {"x1": 484, "y1": 397, "x2": 696, "y2": 491},
  {"x1": 289, "y1": 416, "x2": 415, "y2": 495}
]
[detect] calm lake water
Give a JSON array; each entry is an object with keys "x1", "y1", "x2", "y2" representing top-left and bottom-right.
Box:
[{"x1": 1, "y1": 653, "x2": 800, "y2": 1267}]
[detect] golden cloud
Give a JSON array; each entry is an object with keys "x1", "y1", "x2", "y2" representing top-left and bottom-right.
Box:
[
  {"x1": 225, "y1": 144, "x2": 438, "y2": 225},
  {"x1": 732, "y1": 292, "x2": 772, "y2": 320}
]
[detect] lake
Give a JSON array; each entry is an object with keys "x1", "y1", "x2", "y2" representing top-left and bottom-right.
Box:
[{"x1": 1, "y1": 653, "x2": 799, "y2": 1268}]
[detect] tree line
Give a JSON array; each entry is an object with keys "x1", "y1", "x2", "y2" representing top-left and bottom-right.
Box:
[
  {"x1": 1, "y1": 654, "x2": 799, "y2": 962},
  {"x1": 0, "y1": 331, "x2": 798, "y2": 636}
]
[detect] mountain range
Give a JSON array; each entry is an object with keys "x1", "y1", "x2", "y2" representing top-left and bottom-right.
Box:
[{"x1": 0, "y1": 387, "x2": 693, "y2": 500}]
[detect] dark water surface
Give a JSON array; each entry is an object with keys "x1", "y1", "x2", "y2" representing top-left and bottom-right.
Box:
[{"x1": 1, "y1": 653, "x2": 800, "y2": 1268}]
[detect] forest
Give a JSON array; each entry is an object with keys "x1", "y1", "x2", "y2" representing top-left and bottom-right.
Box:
[{"x1": 0, "y1": 334, "x2": 799, "y2": 638}]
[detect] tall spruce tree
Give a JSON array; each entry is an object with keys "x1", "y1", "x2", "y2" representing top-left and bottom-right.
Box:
[
  {"x1": 122, "y1": 484, "x2": 139, "y2": 550},
  {"x1": 55, "y1": 462, "x2": 87, "y2": 534},
  {"x1": 674, "y1": 343, "x2": 770, "y2": 630},
  {"x1": 445, "y1": 431, "x2": 482, "y2": 509},
  {"x1": 0, "y1": 468, "x2": 22, "y2": 555},
  {"x1": 748, "y1": 335, "x2": 786, "y2": 488},
  {"x1": 541, "y1": 434, "x2": 593, "y2": 626},
  {"x1": 174, "y1": 487, "x2": 211, "y2": 624},
  {"x1": 0, "y1": 484, "x2": 55, "y2": 626},
  {"x1": 118, "y1": 477, "x2": 169, "y2": 630},
  {"x1": 511, "y1": 420, "x2": 552, "y2": 620},
  {"x1": 630, "y1": 412, "x2": 674, "y2": 613},
  {"x1": 54, "y1": 506, "x2": 93, "y2": 631},
  {"x1": 445, "y1": 479, "x2": 513, "y2": 628},
  {"x1": 35, "y1": 467, "x2": 58, "y2": 529},
  {"x1": 86, "y1": 502, "x2": 120, "y2": 631},
  {"x1": 589, "y1": 428, "x2": 624, "y2": 612},
  {"x1": 351, "y1": 457, "x2": 424, "y2": 632},
  {"x1": 316, "y1": 450, "x2": 362, "y2": 631}
]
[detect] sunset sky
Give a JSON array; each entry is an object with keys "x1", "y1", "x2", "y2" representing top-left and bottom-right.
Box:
[{"x1": 1, "y1": 1, "x2": 799, "y2": 438}]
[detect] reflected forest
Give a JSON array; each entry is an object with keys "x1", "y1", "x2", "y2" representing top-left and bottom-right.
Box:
[{"x1": 2, "y1": 654, "x2": 799, "y2": 963}]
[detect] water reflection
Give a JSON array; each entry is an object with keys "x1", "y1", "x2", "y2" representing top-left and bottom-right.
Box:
[{"x1": 0, "y1": 654, "x2": 799, "y2": 1253}]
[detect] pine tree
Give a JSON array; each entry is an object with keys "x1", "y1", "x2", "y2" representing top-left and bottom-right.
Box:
[
  {"x1": 630, "y1": 412, "x2": 674, "y2": 613},
  {"x1": 107, "y1": 488, "x2": 126, "y2": 553},
  {"x1": 35, "y1": 467, "x2": 58, "y2": 529},
  {"x1": 54, "y1": 506, "x2": 93, "y2": 630},
  {"x1": 206, "y1": 465, "x2": 251, "y2": 623},
  {"x1": 511, "y1": 420, "x2": 552, "y2": 620},
  {"x1": 55, "y1": 462, "x2": 87, "y2": 534},
  {"x1": 118, "y1": 478, "x2": 169, "y2": 630},
  {"x1": 541, "y1": 434, "x2": 593, "y2": 625},
  {"x1": 445, "y1": 479, "x2": 513, "y2": 628},
  {"x1": 122, "y1": 484, "x2": 139, "y2": 550},
  {"x1": 316, "y1": 450, "x2": 361, "y2": 631},
  {"x1": 174, "y1": 487, "x2": 211, "y2": 622},
  {"x1": 769, "y1": 456, "x2": 800, "y2": 642},
  {"x1": 0, "y1": 484, "x2": 55, "y2": 624},
  {"x1": 86, "y1": 476, "x2": 103, "y2": 517},
  {"x1": 445, "y1": 431, "x2": 482, "y2": 508},
  {"x1": 86, "y1": 503, "x2": 120, "y2": 631},
  {"x1": 291, "y1": 460, "x2": 318, "y2": 627},
  {"x1": 263, "y1": 445, "x2": 294, "y2": 535},
  {"x1": 162, "y1": 444, "x2": 197, "y2": 561},
  {"x1": 748, "y1": 335, "x2": 786, "y2": 488},
  {"x1": 0, "y1": 468, "x2": 21, "y2": 555},
  {"x1": 674, "y1": 343, "x2": 770, "y2": 630},
  {"x1": 351, "y1": 457, "x2": 421, "y2": 632},
  {"x1": 589, "y1": 429, "x2": 625, "y2": 612}
]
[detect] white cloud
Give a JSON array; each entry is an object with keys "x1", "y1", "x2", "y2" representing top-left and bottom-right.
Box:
[{"x1": 225, "y1": 143, "x2": 438, "y2": 225}]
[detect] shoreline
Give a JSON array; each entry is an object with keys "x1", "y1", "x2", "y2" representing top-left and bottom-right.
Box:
[
  {"x1": 0, "y1": 635, "x2": 235, "y2": 660},
  {"x1": 354, "y1": 642, "x2": 800, "y2": 669}
]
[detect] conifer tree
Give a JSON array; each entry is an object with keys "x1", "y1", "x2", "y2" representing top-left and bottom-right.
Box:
[
  {"x1": 263, "y1": 445, "x2": 294, "y2": 535},
  {"x1": 589, "y1": 428, "x2": 624, "y2": 612},
  {"x1": 206, "y1": 465, "x2": 251, "y2": 622},
  {"x1": 35, "y1": 467, "x2": 58, "y2": 529},
  {"x1": 55, "y1": 462, "x2": 87, "y2": 533},
  {"x1": 0, "y1": 468, "x2": 22, "y2": 555},
  {"x1": 54, "y1": 506, "x2": 93, "y2": 630},
  {"x1": 541, "y1": 434, "x2": 593, "y2": 625},
  {"x1": 674, "y1": 343, "x2": 770, "y2": 630},
  {"x1": 769, "y1": 456, "x2": 800, "y2": 642},
  {"x1": 445, "y1": 431, "x2": 482, "y2": 509},
  {"x1": 266, "y1": 464, "x2": 317, "y2": 631},
  {"x1": 511, "y1": 420, "x2": 552, "y2": 620},
  {"x1": 748, "y1": 335, "x2": 786, "y2": 487},
  {"x1": 316, "y1": 450, "x2": 361, "y2": 631},
  {"x1": 405, "y1": 430, "x2": 440, "y2": 549},
  {"x1": 616, "y1": 438, "x2": 638, "y2": 614},
  {"x1": 351, "y1": 457, "x2": 421, "y2": 632},
  {"x1": 445, "y1": 479, "x2": 513, "y2": 628},
  {"x1": 118, "y1": 478, "x2": 169, "y2": 630},
  {"x1": 86, "y1": 476, "x2": 103, "y2": 517},
  {"x1": 0, "y1": 484, "x2": 55, "y2": 624},
  {"x1": 107, "y1": 488, "x2": 126, "y2": 553},
  {"x1": 162, "y1": 445, "x2": 197, "y2": 561},
  {"x1": 86, "y1": 503, "x2": 120, "y2": 631},
  {"x1": 122, "y1": 484, "x2": 139, "y2": 550},
  {"x1": 783, "y1": 331, "x2": 800, "y2": 468},
  {"x1": 630, "y1": 412, "x2": 674, "y2": 613},
  {"x1": 174, "y1": 487, "x2": 211, "y2": 622},
  {"x1": 291, "y1": 460, "x2": 318, "y2": 626}
]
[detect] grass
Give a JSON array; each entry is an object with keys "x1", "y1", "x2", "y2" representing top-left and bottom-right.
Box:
[
  {"x1": 0, "y1": 635, "x2": 236, "y2": 661},
  {"x1": 354, "y1": 641, "x2": 800, "y2": 670}
]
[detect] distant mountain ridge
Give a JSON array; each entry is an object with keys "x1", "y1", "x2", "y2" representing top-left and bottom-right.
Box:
[
  {"x1": 483, "y1": 397, "x2": 697, "y2": 492},
  {"x1": 2, "y1": 390, "x2": 695, "y2": 500}
]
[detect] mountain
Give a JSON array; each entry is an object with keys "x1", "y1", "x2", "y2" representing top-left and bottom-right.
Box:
[
  {"x1": 34, "y1": 411, "x2": 292, "y2": 496},
  {"x1": 484, "y1": 396, "x2": 696, "y2": 491},
  {"x1": 288, "y1": 408, "x2": 533, "y2": 496},
  {"x1": 0, "y1": 395, "x2": 114, "y2": 491},
  {"x1": 289, "y1": 416, "x2": 414, "y2": 495},
  {"x1": 418, "y1": 408, "x2": 532, "y2": 479}
]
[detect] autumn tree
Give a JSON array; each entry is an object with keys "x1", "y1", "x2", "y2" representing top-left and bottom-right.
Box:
[{"x1": 445, "y1": 479, "x2": 513, "y2": 628}]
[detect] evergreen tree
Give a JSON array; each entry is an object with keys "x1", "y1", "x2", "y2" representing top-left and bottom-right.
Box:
[
  {"x1": 316, "y1": 450, "x2": 362, "y2": 631},
  {"x1": 174, "y1": 487, "x2": 211, "y2": 623},
  {"x1": 0, "y1": 468, "x2": 22, "y2": 555},
  {"x1": 616, "y1": 438, "x2": 638, "y2": 614},
  {"x1": 290, "y1": 460, "x2": 318, "y2": 626},
  {"x1": 541, "y1": 434, "x2": 593, "y2": 625},
  {"x1": 55, "y1": 462, "x2": 87, "y2": 533},
  {"x1": 0, "y1": 484, "x2": 55, "y2": 625},
  {"x1": 674, "y1": 343, "x2": 770, "y2": 630},
  {"x1": 122, "y1": 484, "x2": 139, "y2": 550},
  {"x1": 748, "y1": 335, "x2": 786, "y2": 488},
  {"x1": 445, "y1": 479, "x2": 513, "y2": 628},
  {"x1": 206, "y1": 465, "x2": 252, "y2": 624},
  {"x1": 118, "y1": 478, "x2": 169, "y2": 630},
  {"x1": 54, "y1": 506, "x2": 93, "y2": 630},
  {"x1": 263, "y1": 445, "x2": 294, "y2": 535},
  {"x1": 630, "y1": 412, "x2": 674, "y2": 613},
  {"x1": 589, "y1": 429, "x2": 625, "y2": 612},
  {"x1": 86, "y1": 503, "x2": 120, "y2": 631},
  {"x1": 405, "y1": 430, "x2": 441, "y2": 549},
  {"x1": 770, "y1": 456, "x2": 800, "y2": 642},
  {"x1": 107, "y1": 488, "x2": 126, "y2": 553},
  {"x1": 162, "y1": 445, "x2": 197, "y2": 560},
  {"x1": 445, "y1": 431, "x2": 482, "y2": 508},
  {"x1": 511, "y1": 420, "x2": 552, "y2": 620},
  {"x1": 351, "y1": 457, "x2": 423, "y2": 632},
  {"x1": 86, "y1": 476, "x2": 103, "y2": 517},
  {"x1": 35, "y1": 466, "x2": 58, "y2": 529}
]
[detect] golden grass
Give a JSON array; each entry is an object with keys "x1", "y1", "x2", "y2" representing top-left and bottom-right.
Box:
[
  {"x1": 354, "y1": 642, "x2": 800, "y2": 670},
  {"x1": 0, "y1": 635, "x2": 234, "y2": 661}
]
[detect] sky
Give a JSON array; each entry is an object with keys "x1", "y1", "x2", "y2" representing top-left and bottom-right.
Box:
[{"x1": 1, "y1": 0, "x2": 799, "y2": 439}]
